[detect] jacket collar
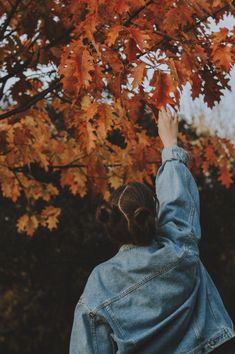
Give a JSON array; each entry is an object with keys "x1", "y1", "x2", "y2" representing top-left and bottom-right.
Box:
[
  {"x1": 118, "y1": 243, "x2": 137, "y2": 252},
  {"x1": 118, "y1": 239, "x2": 157, "y2": 253}
]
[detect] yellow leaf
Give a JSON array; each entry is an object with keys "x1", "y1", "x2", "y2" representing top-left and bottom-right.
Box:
[
  {"x1": 108, "y1": 174, "x2": 123, "y2": 189},
  {"x1": 17, "y1": 214, "x2": 29, "y2": 233},
  {"x1": 137, "y1": 131, "x2": 151, "y2": 147},
  {"x1": 81, "y1": 95, "x2": 98, "y2": 120},
  {"x1": 0, "y1": 174, "x2": 21, "y2": 202},
  {"x1": 41, "y1": 206, "x2": 61, "y2": 230},
  {"x1": 17, "y1": 214, "x2": 39, "y2": 237},
  {"x1": 72, "y1": 170, "x2": 87, "y2": 197},
  {"x1": 81, "y1": 95, "x2": 92, "y2": 110},
  {"x1": 76, "y1": 120, "x2": 96, "y2": 153}
]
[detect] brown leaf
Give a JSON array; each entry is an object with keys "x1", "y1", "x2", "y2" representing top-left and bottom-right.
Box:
[
  {"x1": 150, "y1": 71, "x2": 175, "y2": 109},
  {"x1": 131, "y1": 62, "x2": 146, "y2": 89}
]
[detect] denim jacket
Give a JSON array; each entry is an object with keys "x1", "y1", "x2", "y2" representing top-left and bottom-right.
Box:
[{"x1": 70, "y1": 146, "x2": 235, "y2": 354}]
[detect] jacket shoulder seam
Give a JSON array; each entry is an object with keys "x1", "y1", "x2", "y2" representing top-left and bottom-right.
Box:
[{"x1": 95, "y1": 251, "x2": 187, "y2": 311}]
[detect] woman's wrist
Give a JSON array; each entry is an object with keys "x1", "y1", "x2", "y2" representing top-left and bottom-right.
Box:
[{"x1": 163, "y1": 139, "x2": 178, "y2": 148}]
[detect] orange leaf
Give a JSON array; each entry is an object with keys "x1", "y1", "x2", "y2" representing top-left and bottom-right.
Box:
[
  {"x1": 218, "y1": 170, "x2": 233, "y2": 188},
  {"x1": 212, "y1": 45, "x2": 233, "y2": 72},
  {"x1": 204, "y1": 145, "x2": 217, "y2": 164},
  {"x1": 150, "y1": 71, "x2": 175, "y2": 109},
  {"x1": 41, "y1": 206, "x2": 61, "y2": 230},
  {"x1": 75, "y1": 47, "x2": 94, "y2": 88},
  {"x1": 17, "y1": 214, "x2": 39, "y2": 237},
  {"x1": 111, "y1": 0, "x2": 131, "y2": 15},
  {"x1": 0, "y1": 174, "x2": 21, "y2": 202},
  {"x1": 95, "y1": 104, "x2": 114, "y2": 140},
  {"x1": 131, "y1": 62, "x2": 146, "y2": 89},
  {"x1": 108, "y1": 174, "x2": 123, "y2": 189},
  {"x1": 106, "y1": 25, "x2": 126, "y2": 47},
  {"x1": 60, "y1": 43, "x2": 94, "y2": 96},
  {"x1": 76, "y1": 120, "x2": 96, "y2": 153},
  {"x1": 81, "y1": 95, "x2": 98, "y2": 120},
  {"x1": 72, "y1": 169, "x2": 87, "y2": 196},
  {"x1": 128, "y1": 27, "x2": 151, "y2": 51},
  {"x1": 212, "y1": 27, "x2": 229, "y2": 43}
]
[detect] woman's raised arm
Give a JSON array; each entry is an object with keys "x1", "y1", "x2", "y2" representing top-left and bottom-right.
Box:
[{"x1": 155, "y1": 108, "x2": 201, "y2": 247}]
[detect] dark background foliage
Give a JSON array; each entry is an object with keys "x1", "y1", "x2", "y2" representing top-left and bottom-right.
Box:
[{"x1": 0, "y1": 170, "x2": 235, "y2": 354}]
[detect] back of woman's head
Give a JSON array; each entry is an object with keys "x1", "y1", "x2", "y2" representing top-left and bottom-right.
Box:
[{"x1": 96, "y1": 182, "x2": 159, "y2": 247}]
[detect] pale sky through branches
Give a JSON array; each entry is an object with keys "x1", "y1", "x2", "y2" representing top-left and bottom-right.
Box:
[
  {"x1": 180, "y1": 15, "x2": 235, "y2": 143},
  {"x1": 0, "y1": 12, "x2": 234, "y2": 142}
]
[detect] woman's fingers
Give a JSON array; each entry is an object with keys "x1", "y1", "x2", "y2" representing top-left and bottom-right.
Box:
[
  {"x1": 172, "y1": 111, "x2": 178, "y2": 122},
  {"x1": 158, "y1": 108, "x2": 165, "y2": 123},
  {"x1": 159, "y1": 106, "x2": 177, "y2": 122}
]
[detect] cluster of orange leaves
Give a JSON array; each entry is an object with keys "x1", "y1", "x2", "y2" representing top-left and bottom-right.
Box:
[{"x1": 0, "y1": 0, "x2": 235, "y2": 236}]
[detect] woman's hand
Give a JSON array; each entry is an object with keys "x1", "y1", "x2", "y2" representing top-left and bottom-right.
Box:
[{"x1": 158, "y1": 107, "x2": 179, "y2": 148}]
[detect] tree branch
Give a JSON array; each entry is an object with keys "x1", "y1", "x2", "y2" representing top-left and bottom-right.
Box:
[
  {"x1": 0, "y1": 79, "x2": 62, "y2": 120},
  {"x1": 123, "y1": 0, "x2": 154, "y2": 27},
  {"x1": 0, "y1": 0, "x2": 21, "y2": 40},
  {"x1": 10, "y1": 163, "x2": 122, "y2": 173},
  {"x1": 10, "y1": 159, "x2": 160, "y2": 174},
  {"x1": 0, "y1": 59, "x2": 32, "y2": 86},
  {"x1": 185, "y1": 2, "x2": 234, "y2": 32},
  {"x1": 0, "y1": 33, "x2": 40, "y2": 86},
  {"x1": 137, "y1": 2, "x2": 234, "y2": 60},
  {"x1": 44, "y1": 26, "x2": 74, "y2": 50}
]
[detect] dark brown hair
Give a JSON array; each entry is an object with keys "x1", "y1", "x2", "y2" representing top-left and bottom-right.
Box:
[{"x1": 96, "y1": 182, "x2": 159, "y2": 247}]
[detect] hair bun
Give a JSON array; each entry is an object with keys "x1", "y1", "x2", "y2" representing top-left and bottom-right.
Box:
[
  {"x1": 134, "y1": 207, "x2": 151, "y2": 225},
  {"x1": 129, "y1": 207, "x2": 155, "y2": 245},
  {"x1": 96, "y1": 203, "x2": 123, "y2": 225},
  {"x1": 96, "y1": 204, "x2": 112, "y2": 224}
]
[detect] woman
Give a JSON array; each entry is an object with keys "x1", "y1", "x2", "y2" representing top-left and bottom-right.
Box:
[{"x1": 70, "y1": 107, "x2": 235, "y2": 353}]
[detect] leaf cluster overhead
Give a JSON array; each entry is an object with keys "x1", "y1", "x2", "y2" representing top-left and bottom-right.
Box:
[{"x1": 0, "y1": 0, "x2": 235, "y2": 235}]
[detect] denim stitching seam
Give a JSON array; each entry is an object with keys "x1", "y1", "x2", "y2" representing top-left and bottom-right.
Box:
[
  {"x1": 183, "y1": 328, "x2": 234, "y2": 354},
  {"x1": 96, "y1": 251, "x2": 187, "y2": 311},
  {"x1": 105, "y1": 305, "x2": 126, "y2": 339},
  {"x1": 90, "y1": 314, "x2": 99, "y2": 354}
]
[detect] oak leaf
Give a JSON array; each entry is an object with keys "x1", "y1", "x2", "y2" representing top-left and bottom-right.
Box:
[
  {"x1": 17, "y1": 214, "x2": 39, "y2": 237},
  {"x1": 41, "y1": 206, "x2": 61, "y2": 230},
  {"x1": 76, "y1": 120, "x2": 97, "y2": 153},
  {"x1": 212, "y1": 45, "x2": 233, "y2": 72},
  {"x1": 131, "y1": 62, "x2": 146, "y2": 89},
  {"x1": 108, "y1": 174, "x2": 123, "y2": 189},
  {"x1": 150, "y1": 71, "x2": 175, "y2": 109},
  {"x1": 128, "y1": 27, "x2": 151, "y2": 51},
  {"x1": 218, "y1": 170, "x2": 233, "y2": 189},
  {"x1": 191, "y1": 72, "x2": 202, "y2": 99},
  {"x1": 106, "y1": 25, "x2": 126, "y2": 47}
]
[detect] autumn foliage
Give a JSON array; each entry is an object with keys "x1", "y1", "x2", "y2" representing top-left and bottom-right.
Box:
[{"x1": 0, "y1": 0, "x2": 235, "y2": 236}]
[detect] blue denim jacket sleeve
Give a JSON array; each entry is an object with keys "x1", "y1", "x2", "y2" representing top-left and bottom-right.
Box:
[
  {"x1": 155, "y1": 145, "x2": 201, "y2": 246},
  {"x1": 69, "y1": 301, "x2": 94, "y2": 354},
  {"x1": 70, "y1": 300, "x2": 116, "y2": 354}
]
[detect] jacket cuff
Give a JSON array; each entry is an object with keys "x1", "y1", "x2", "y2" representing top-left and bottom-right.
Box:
[{"x1": 161, "y1": 145, "x2": 189, "y2": 166}]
